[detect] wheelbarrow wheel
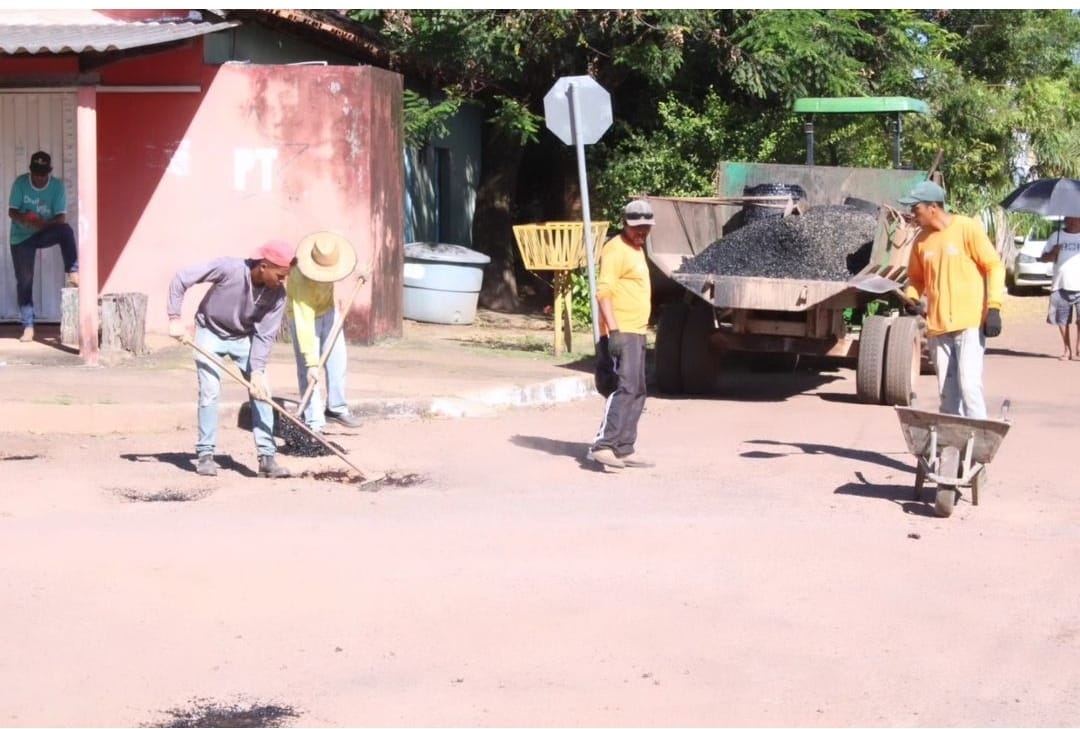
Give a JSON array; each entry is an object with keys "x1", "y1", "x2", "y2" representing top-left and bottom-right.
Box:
[
  {"x1": 914, "y1": 460, "x2": 927, "y2": 501},
  {"x1": 934, "y1": 445, "x2": 961, "y2": 518}
]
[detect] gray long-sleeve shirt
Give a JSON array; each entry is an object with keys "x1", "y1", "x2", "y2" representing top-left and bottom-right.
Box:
[{"x1": 167, "y1": 257, "x2": 286, "y2": 372}]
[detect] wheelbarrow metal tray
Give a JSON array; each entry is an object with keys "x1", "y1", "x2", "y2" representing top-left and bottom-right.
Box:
[{"x1": 895, "y1": 406, "x2": 1011, "y2": 465}]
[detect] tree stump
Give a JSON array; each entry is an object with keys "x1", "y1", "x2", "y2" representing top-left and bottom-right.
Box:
[
  {"x1": 60, "y1": 290, "x2": 149, "y2": 355},
  {"x1": 100, "y1": 293, "x2": 148, "y2": 354},
  {"x1": 60, "y1": 288, "x2": 79, "y2": 348}
]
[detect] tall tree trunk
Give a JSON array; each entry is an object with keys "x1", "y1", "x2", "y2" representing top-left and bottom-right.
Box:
[{"x1": 473, "y1": 127, "x2": 525, "y2": 311}]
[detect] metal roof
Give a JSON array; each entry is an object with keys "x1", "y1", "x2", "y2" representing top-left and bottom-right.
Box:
[
  {"x1": 792, "y1": 97, "x2": 930, "y2": 115},
  {"x1": 0, "y1": 20, "x2": 238, "y2": 55}
]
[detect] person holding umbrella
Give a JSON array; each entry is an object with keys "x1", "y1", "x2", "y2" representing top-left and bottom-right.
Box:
[
  {"x1": 1001, "y1": 177, "x2": 1080, "y2": 361},
  {"x1": 901, "y1": 180, "x2": 1005, "y2": 420},
  {"x1": 1038, "y1": 216, "x2": 1080, "y2": 360}
]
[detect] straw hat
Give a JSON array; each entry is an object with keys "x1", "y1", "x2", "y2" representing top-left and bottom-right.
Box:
[{"x1": 295, "y1": 231, "x2": 357, "y2": 283}]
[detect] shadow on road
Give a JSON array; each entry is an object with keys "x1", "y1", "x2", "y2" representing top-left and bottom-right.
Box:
[
  {"x1": 986, "y1": 347, "x2": 1056, "y2": 359},
  {"x1": 742, "y1": 438, "x2": 914, "y2": 473},
  {"x1": 120, "y1": 452, "x2": 258, "y2": 477},
  {"x1": 834, "y1": 470, "x2": 938, "y2": 518},
  {"x1": 509, "y1": 434, "x2": 608, "y2": 473}
]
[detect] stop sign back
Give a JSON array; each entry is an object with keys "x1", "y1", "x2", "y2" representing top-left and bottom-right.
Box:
[{"x1": 543, "y1": 75, "x2": 612, "y2": 145}]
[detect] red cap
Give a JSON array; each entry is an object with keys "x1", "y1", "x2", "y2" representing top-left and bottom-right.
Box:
[{"x1": 253, "y1": 239, "x2": 296, "y2": 268}]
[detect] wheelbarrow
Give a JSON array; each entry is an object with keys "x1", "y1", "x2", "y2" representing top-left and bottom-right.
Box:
[{"x1": 894, "y1": 401, "x2": 1011, "y2": 518}]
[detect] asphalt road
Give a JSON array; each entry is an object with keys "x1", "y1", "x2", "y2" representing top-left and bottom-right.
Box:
[{"x1": 1, "y1": 302, "x2": 1078, "y2": 727}]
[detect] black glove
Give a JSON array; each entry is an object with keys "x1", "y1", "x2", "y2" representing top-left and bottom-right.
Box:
[
  {"x1": 983, "y1": 308, "x2": 1002, "y2": 338},
  {"x1": 607, "y1": 330, "x2": 625, "y2": 359},
  {"x1": 904, "y1": 298, "x2": 926, "y2": 317}
]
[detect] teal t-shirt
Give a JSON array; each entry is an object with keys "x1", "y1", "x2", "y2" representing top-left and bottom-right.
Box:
[{"x1": 8, "y1": 173, "x2": 66, "y2": 246}]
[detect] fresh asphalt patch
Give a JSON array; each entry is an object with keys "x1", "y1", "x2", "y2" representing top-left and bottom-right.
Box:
[{"x1": 146, "y1": 698, "x2": 299, "y2": 728}]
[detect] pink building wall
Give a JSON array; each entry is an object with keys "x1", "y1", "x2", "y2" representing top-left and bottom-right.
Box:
[{"x1": 1, "y1": 31, "x2": 404, "y2": 344}]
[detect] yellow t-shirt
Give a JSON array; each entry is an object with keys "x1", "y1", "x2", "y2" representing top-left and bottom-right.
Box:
[
  {"x1": 285, "y1": 268, "x2": 335, "y2": 367},
  {"x1": 903, "y1": 214, "x2": 1005, "y2": 337},
  {"x1": 596, "y1": 234, "x2": 651, "y2": 335}
]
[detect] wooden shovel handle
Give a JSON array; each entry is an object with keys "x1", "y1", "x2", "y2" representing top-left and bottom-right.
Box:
[
  {"x1": 295, "y1": 273, "x2": 368, "y2": 417},
  {"x1": 184, "y1": 337, "x2": 367, "y2": 479}
]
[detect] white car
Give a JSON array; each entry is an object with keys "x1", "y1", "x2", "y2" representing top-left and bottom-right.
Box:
[{"x1": 1006, "y1": 218, "x2": 1059, "y2": 294}]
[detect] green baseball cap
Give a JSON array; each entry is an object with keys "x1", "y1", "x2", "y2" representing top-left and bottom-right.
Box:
[{"x1": 899, "y1": 180, "x2": 946, "y2": 206}]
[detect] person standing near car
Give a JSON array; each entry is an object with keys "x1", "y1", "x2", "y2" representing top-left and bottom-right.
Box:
[
  {"x1": 901, "y1": 180, "x2": 1006, "y2": 420},
  {"x1": 1038, "y1": 216, "x2": 1080, "y2": 360},
  {"x1": 589, "y1": 199, "x2": 655, "y2": 470}
]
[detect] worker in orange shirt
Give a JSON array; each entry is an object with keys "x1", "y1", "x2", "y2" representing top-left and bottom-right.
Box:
[{"x1": 901, "y1": 181, "x2": 1005, "y2": 420}]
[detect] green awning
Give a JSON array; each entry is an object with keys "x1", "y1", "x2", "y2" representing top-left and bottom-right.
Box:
[{"x1": 792, "y1": 96, "x2": 930, "y2": 115}]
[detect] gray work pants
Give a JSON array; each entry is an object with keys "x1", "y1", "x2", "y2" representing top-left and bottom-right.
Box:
[
  {"x1": 930, "y1": 327, "x2": 987, "y2": 420},
  {"x1": 592, "y1": 332, "x2": 647, "y2": 456}
]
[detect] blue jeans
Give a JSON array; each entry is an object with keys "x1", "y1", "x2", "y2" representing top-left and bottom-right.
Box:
[
  {"x1": 930, "y1": 327, "x2": 987, "y2": 419},
  {"x1": 289, "y1": 309, "x2": 349, "y2": 431},
  {"x1": 10, "y1": 223, "x2": 78, "y2": 327},
  {"x1": 193, "y1": 326, "x2": 276, "y2": 457}
]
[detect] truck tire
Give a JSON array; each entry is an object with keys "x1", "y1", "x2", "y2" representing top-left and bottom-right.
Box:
[
  {"x1": 680, "y1": 303, "x2": 716, "y2": 395},
  {"x1": 655, "y1": 302, "x2": 688, "y2": 394},
  {"x1": 883, "y1": 316, "x2": 920, "y2": 406},
  {"x1": 856, "y1": 315, "x2": 890, "y2": 404}
]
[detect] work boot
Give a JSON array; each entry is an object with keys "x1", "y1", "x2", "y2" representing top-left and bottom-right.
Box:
[
  {"x1": 196, "y1": 454, "x2": 218, "y2": 477},
  {"x1": 618, "y1": 453, "x2": 655, "y2": 468},
  {"x1": 258, "y1": 455, "x2": 290, "y2": 479},
  {"x1": 64, "y1": 272, "x2": 79, "y2": 288},
  {"x1": 587, "y1": 448, "x2": 624, "y2": 469},
  {"x1": 325, "y1": 410, "x2": 362, "y2": 428},
  {"x1": 18, "y1": 327, "x2": 34, "y2": 343}
]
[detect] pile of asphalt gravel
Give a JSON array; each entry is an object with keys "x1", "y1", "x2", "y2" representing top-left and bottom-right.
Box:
[{"x1": 676, "y1": 205, "x2": 878, "y2": 281}]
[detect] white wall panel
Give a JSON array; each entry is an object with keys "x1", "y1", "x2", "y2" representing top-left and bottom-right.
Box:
[{"x1": 0, "y1": 91, "x2": 77, "y2": 322}]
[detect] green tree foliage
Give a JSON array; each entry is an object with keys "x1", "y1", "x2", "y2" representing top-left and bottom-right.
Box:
[{"x1": 346, "y1": 10, "x2": 1080, "y2": 300}]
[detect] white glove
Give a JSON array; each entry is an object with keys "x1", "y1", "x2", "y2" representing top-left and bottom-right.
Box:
[
  {"x1": 306, "y1": 368, "x2": 321, "y2": 389},
  {"x1": 249, "y1": 370, "x2": 271, "y2": 401},
  {"x1": 168, "y1": 319, "x2": 191, "y2": 344}
]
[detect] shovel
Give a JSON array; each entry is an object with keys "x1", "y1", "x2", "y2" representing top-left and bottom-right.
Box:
[
  {"x1": 849, "y1": 271, "x2": 906, "y2": 295},
  {"x1": 183, "y1": 337, "x2": 369, "y2": 480}
]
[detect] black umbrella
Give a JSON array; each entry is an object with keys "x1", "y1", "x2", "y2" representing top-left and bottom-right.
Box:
[{"x1": 1001, "y1": 177, "x2": 1080, "y2": 216}]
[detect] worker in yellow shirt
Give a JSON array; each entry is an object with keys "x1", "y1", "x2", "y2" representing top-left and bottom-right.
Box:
[
  {"x1": 901, "y1": 181, "x2": 1005, "y2": 419},
  {"x1": 287, "y1": 231, "x2": 362, "y2": 432},
  {"x1": 589, "y1": 199, "x2": 655, "y2": 470}
]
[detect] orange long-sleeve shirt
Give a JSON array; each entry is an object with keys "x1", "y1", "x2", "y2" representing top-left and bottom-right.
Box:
[{"x1": 903, "y1": 214, "x2": 1005, "y2": 337}]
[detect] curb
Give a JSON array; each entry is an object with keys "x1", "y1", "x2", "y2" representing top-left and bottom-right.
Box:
[{"x1": 12, "y1": 373, "x2": 597, "y2": 435}]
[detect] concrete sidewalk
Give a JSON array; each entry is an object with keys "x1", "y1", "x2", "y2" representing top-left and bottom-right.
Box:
[{"x1": 0, "y1": 313, "x2": 601, "y2": 435}]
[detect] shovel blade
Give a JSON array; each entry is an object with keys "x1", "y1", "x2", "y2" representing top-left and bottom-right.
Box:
[{"x1": 850, "y1": 272, "x2": 904, "y2": 294}]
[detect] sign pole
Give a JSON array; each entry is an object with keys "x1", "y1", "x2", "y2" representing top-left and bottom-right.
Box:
[{"x1": 568, "y1": 82, "x2": 602, "y2": 346}]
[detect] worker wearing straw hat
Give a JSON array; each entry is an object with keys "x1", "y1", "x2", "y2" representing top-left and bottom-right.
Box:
[{"x1": 287, "y1": 231, "x2": 362, "y2": 433}]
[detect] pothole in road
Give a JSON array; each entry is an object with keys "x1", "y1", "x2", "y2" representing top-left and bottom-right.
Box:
[
  {"x1": 147, "y1": 698, "x2": 299, "y2": 728},
  {"x1": 301, "y1": 469, "x2": 426, "y2": 491},
  {"x1": 115, "y1": 488, "x2": 212, "y2": 503}
]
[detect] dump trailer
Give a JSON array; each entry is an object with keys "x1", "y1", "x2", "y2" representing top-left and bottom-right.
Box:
[{"x1": 646, "y1": 161, "x2": 930, "y2": 405}]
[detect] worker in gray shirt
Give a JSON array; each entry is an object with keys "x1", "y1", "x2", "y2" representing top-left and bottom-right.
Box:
[{"x1": 167, "y1": 240, "x2": 296, "y2": 478}]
